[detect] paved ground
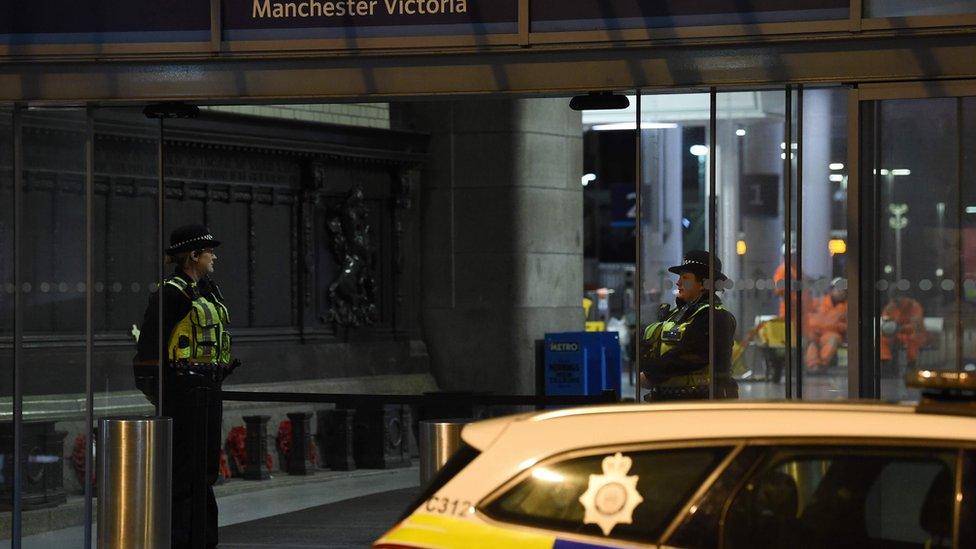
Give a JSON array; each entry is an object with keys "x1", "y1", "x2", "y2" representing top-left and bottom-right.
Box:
[{"x1": 219, "y1": 487, "x2": 419, "y2": 549}]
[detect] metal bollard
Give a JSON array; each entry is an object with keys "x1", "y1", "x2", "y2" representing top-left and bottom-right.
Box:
[
  {"x1": 419, "y1": 420, "x2": 468, "y2": 486},
  {"x1": 97, "y1": 417, "x2": 172, "y2": 549}
]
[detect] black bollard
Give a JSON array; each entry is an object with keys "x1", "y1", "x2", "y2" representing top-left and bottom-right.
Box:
[
  {"x1": 319, "y1": 408, "x2": 356, "y2": 471},
  {"x1": 286, "y1": 412, "x2": 315, "y2": 475},
  {"x1": 242, "y1": 415, "x2": 271, "y2": 480}
]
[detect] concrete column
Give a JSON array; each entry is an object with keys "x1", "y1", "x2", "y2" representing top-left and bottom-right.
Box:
[
  {"x1": 395, "y1": 98, "x2": 584, "y2": 394},
  {"x1": 801, "y1": 89, "x2": 834, "y2": 283}
]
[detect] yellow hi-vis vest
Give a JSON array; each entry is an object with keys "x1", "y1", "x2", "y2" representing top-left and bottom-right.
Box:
[
  {"x1": 643, "y1": 301, "x2": 727, "y2": 388},
  {"x1": 165, "y1": 276, "x2": 231, "y2": 365}
]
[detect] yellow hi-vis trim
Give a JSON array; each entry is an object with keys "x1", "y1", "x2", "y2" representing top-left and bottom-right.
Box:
[{"x1": 376, "y1": 513, "x2": 554, "y2": 549}]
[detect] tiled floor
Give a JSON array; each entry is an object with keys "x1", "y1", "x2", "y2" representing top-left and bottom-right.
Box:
[
  {"x1": 219, "y1": 487, "x2": 419, "y2": 548},
  {"x1": 21, "y1": 466, "x2": 420, "y2": 549}
]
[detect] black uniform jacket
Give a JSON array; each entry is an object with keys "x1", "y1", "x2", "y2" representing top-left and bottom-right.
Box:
[{"x1": 641, "y1": 294, "x2": 737, "y2": 382}]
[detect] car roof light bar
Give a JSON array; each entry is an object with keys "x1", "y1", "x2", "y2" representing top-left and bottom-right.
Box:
[{"x1": 909, "y1": 370, "x2": 976, "y2": 417}]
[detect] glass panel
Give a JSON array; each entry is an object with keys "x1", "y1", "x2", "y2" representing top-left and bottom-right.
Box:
[
  {"x1": 715, "y1": 90, "x2": 789, "y2": 400},
  {"x1": 581, "y1": 93, "x2": 639, "y2": 399},
  {"x1": 0, "y1": 106, "x2": 13, "y2": 546},
  {"x1": 636, "y1": 92, "x2": 720, "y2": 402},
  {"x1": 863, "y1": 97, "x2": 963, "y2": 401},
  {"x1": 531, "y1": 0, "x2": 849, "y2": 32},
  {"x1": 483, "y1": 446, "x2": 731, "y2": 543},
  {"x1": 17, "y1": 110, "x2": 88, "y2": 546},
  {"x1": 865, "y1": 0, "x2": 976, "y2": 18},
  {"x1": 723, "y1": 446, "x2": 956, "y2": 549},
  {"x1": 91, "y1": 108, "x2": 161, "y2": 542}
]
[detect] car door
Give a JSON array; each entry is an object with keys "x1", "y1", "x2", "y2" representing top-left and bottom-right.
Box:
[{"x1": 663, "y1": 440, "x2": 966, "y2": 549}]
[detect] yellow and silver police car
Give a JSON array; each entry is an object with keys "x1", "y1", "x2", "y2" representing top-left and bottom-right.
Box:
[{"x1": 376, "y1": 371, "x2": 976, "y2": 549}]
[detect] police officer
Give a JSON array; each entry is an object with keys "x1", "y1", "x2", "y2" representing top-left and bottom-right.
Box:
[
  {"x1": 640, "y1": 250, "x2": 738, "y2": 401},
  {"x1": 134, "y1": 224, "x2": 237, "y2": 548}
]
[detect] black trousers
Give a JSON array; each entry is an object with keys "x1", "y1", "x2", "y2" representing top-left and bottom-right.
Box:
[{"x1": 160, "y1": 373, "x2": 223, "y2": 549}]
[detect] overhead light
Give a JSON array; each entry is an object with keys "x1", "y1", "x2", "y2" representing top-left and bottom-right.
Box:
[
  {"x1": 581, "y1": 173, "x2": 597, "y2": 186},
  {"x1": 829, "y1": 163, "x2": 845, "y2": 171},
  {"x1": 590, "y1": 122, "x2": 678, "y2": 131},
  {"x1": 890, "y1": 169, "x2": 911, "y2": 176},
  {"x1": 780, "y1": 142, "x2": 786, "y2": 150},
  {"x1": 781, "y1": 153, "x2": 787, "y2": 160},
  {"x1": 829, "y1": 174, "x2": 844, "y2": 182},
  {"x1": 736, "y1": 240, "x2": 747, "y2": 256},
  {"x1": 570, "y1": 92, "x2": 630, "y2": 111},
  {"x1": 689, "y1": 145, "x2": 708, "y2": 157},
  {"x1": 828, "y1": 239, "x2": 847, "y2": 255},
  {"x1": 736, "y1": 128, "x2": 747, "y2": 137},
  {"x1": 966, "y1": 206, "x2": 976, "y2": 214}
]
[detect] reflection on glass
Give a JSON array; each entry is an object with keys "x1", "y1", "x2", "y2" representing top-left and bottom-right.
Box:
[
  {"x1": 865, "y1": 0, "x2": 976, "y2": 18},
  {"x1": 0, "y1": 107, "x2": 13, "y2": 539},
  {"x1": 18, "y1": 110, "x2": 88, "y2": 545}
]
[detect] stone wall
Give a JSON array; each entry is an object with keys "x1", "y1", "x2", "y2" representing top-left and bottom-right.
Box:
[{"x1": 394, "y1": 98, "x2": 585, "y2": 394}]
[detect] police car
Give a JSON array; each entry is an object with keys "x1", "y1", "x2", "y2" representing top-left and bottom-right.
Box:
[{"x1": 375, "y1": 371, "x2": 976, "y2": 549}]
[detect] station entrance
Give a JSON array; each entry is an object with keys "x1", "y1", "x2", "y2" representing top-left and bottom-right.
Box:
[{"x1": 4, "y1": 0, "x2": 976, "y2": 546}]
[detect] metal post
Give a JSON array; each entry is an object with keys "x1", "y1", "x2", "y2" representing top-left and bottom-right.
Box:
[
  {"x1": 97, "y1": 417, "x2": 173, "y2": 549},
  {"x1": 784, "y1": 85, "x2": 794, "y2": 399},
  {"x1": 157, "y1": 117, "x2": 165, "y2": 417},
  {"x1": 635, "y1": 90, "x2": 643, "y2": 402},
  {"x1": 708, "y1": 88, "x2": 717, "y2": 401},
  {"x1": 796, "y1": 87, "x2": 804, "y2": 399},
  {"x1": 419, "y1": 420, "x2": 468, "y2": 485},
  {"x1": 957, "y1": 97, "x2": 964, "y2": 373},
  {"x1": 84, "y1": 108, "x2": 96, "y2": 549},
  {"x1": 11, "y1": 105, "x2": 23, "y2": 549},
  {"x1": 846, "y1": 87, "x2": 862, "y2": 399}
]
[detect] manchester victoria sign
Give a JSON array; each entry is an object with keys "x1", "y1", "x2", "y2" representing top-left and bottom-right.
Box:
[
  {"x1": 223, "y1": 0, "x2": 517, "y2": 38},
  {"x1": 251, "y1": 0, "x2": 472, "y2": 18}
]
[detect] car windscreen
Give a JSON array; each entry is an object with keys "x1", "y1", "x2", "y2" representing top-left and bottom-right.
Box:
[{"x1": 482, "y1": 446, "x2": 732, "y2": 543}]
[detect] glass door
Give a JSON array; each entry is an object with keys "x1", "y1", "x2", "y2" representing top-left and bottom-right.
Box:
[
  {"x1": 856, "y1": 82, "x2": 976, "y2": 401},
  {"x1": 634, "y1": 87, "x2": 851, "y2": 402}
]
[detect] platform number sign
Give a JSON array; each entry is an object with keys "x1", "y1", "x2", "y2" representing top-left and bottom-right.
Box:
[{"x1": 740, "y1": 174, "x2": 779, "y2": 217}]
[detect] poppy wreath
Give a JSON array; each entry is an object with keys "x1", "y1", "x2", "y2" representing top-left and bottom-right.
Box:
[
  {"x1": 71, "y1": 433, "x2": 95, "y2": 487},
  {"x1": 225, "y1": 425, "x2": 273, "y2": 477},
  {"x1": 275, "y1": 419, "x2": 318, "y2": 468},
  {"x1": 218, "y1": 449, "x2": 232, "y2": 480},
  {"x1": 226, "y1": 426, "x2": 248, "y2": 477}
]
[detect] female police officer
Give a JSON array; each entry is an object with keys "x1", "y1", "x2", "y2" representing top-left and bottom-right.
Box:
[
  {"x1": 134, "y1": 224, "x2": 236, "y2": 548},
  {"x1": 640, "y1": 250, "x2": 738, "y2": 401}
]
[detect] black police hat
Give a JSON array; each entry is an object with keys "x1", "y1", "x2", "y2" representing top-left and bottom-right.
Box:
[
  {"x1": 166, "y1": 224, "x2": 221, "y2": 255},
  {"x1": 668, "y1": 250, "x2": 728, "y2": 281}
]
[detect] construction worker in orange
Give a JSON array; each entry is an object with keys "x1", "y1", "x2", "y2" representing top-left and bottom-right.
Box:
[
  {"x1": 804, "y1": 278, "x2": 847, "y2": 372},
  {"x1": 880, "y1": 296, "x2": 926, "y2": 369}
]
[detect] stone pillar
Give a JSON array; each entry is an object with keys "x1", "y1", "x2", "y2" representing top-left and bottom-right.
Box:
[
  {"x1": 242, "y1": 415, "x2": 271, "y2": 481},
  {"x1": 285, "y1": 412, "x2": 315, "y2": 475},
  {"x1": 394, "y1": 98, "x2": 584, "y2": 394}
]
